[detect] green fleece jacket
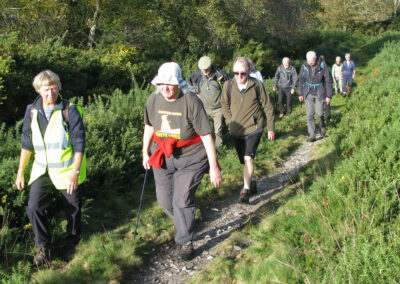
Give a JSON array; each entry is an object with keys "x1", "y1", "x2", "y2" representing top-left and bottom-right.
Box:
[{"x1": 221, "y1": 77, "x2": 275, "y2": 136}]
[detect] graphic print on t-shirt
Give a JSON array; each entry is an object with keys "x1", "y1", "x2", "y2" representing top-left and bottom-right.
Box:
[{"x1": 156, "y1": 110, "x2": 182, "y2": 139}]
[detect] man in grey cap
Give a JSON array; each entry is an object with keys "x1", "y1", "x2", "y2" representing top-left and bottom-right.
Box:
[{"x1": 188, "y1": 56, "x2": 231, "y2": 147}]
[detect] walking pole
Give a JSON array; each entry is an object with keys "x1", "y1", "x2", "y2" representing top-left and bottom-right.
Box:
[{"x1": 133, "y1": 169, "x2": 148, "y2": 240}]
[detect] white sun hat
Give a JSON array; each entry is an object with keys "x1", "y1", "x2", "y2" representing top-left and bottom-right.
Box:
[{"x1": 151, "y1": 62, "x2": 188, "y2": 89}]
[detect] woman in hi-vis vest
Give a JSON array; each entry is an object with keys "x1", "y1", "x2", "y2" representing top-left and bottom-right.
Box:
[{"x1": 15, "y1": 70, "x2": 86, "y2": 266}]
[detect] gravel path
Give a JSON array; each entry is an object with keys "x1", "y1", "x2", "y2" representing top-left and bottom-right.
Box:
[{"x1": 130, "y1": 136, "x2": 324, "y2": 284}]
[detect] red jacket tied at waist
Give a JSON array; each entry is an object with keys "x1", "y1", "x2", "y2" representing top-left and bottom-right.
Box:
[{"x1": 148, "y1": 134, "x2": 202, "y2": 168}]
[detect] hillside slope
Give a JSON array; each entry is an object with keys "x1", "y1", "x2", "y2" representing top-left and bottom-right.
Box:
[{"x1": 191, "y1": 35, "x2": 400, "y2": 283}]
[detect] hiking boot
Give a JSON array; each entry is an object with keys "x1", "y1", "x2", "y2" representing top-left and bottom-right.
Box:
[
  {"x1": 307, "y1": 134, "x2": 316, "y2": 142},
  {"x1": 279, "y1": 113, "x2": 284, "y2": 119},
  {"x1": 177, "y1": 241, "x2": 194, "y2": 261},
  {"x1": 250, "y1": 179, "x2": 257, "y2": 195},
  {"x1": 33, "y1": 246, "x2": 49, "y2": 266},
  {"x1": 320, "y1": 127, "x2": 327, "y2": 137},
  {"x1": 238, "y1": 188, "x2": 250, "y2": 203}
]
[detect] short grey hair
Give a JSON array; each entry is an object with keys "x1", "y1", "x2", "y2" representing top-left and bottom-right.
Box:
[
  {"x1": 306, "y1": 51, "x2": 317, "y2": 61},
  {"x1": 32, "y1": 70, "x2": 62, "y2": 92},
  {"x1": 282, "y1": 57, "x2": 290, "y2": 64},
  {"x1": 345, "y1": 53, "x2": 351, "y2": 58},
  {"x1": 336, "y1": 56, "x2": 341, "y2": 61},
  {"x1": 233, "y1": 57, "x2": 250, "y2": 72}
]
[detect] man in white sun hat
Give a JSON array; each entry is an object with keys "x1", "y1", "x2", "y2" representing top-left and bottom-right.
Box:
[{"x1": 142, "y1": 62, "x2": 222, "y2": 260}]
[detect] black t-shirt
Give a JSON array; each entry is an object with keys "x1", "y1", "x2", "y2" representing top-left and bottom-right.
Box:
[{"x1": 144, "y1": 90, "x2": 211, "y2": 158}]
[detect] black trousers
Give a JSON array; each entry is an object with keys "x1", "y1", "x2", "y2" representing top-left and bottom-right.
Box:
[
  {"x1": 278, "y1": 87, "x2": 292, "y2": 114},
  {"x1": 27, "y1": 174, "x2": 82, "y2": 247}
]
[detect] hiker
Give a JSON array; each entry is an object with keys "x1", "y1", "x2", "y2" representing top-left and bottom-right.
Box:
[
  {"x1": 332, "y1": 56, "x2": 343, "y2": 94},
  {"x1": 320, "y1": 55, "x2": 334, "y2": 123},
  {"x1": 15, "y1": 70, "x2": 86, "y2": 266},
  {"x1": 188, "y1": 56, "x2": 231, "y2": 147},
  {"x1": 247, "y1": 58, "x2": 264, "y2": 85},
  {"x1": 341, "y1": 53, "x2": 356, "y2": 95},
  {"x1": 273, "y1": 57, "x2": 298, "y2": 118},
  {"x1": 143, "y1": 62, "x2": 222, "y2": 260},
  {"x1": 221, "y1": 57, "x2": 275, "y2": 204},
  {"x1": 298, "y1": 51, "x2": 332, "y2": 142}
]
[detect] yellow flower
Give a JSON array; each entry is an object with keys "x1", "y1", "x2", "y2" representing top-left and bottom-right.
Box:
[
  {"x1": 340, "y1": 176, "x2": 345, "y2": 181},
  {"x1": 1, "y1": 195, "x2": 6, "y2": 204},
  {"x1": 24, "y1": 223, "x2": 32, "y2": 230}
]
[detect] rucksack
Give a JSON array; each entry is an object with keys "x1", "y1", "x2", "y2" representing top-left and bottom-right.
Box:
[
  {"x1": 302, "y1": 60, "x2": 325, "y2": 90},
  {"x1": 226, "y1": 77, "x2": 262, "y2": 106},
  {"x1": 30, "y1": 99, "x2": 82, "y2": 131}
]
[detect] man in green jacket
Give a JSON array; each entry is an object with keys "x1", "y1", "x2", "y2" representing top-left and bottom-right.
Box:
[{"x1": 221, "y1": 57, "x2": 275, "y2": 203}]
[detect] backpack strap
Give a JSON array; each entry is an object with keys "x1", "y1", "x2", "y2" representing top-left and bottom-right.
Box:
[{"x1": 227, "y1": 78, "x2": 262, "y2": 107}]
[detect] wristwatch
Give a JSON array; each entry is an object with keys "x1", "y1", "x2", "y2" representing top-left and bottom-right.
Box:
[{"x1": 73, "y1": 169, "x2": 80, "y2": 174}]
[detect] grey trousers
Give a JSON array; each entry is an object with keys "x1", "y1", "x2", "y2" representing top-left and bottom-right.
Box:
[
  {"x1": 152, "y1": 148, "x2": 208, "y2": 245},
  {"x1": 205, "y1": 107, "x2": 224, "y2": 146},
  {"x1": 305, "y1": 94, "x2": 325, "y2": 136}
]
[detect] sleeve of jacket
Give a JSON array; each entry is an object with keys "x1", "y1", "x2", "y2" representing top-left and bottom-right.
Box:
[
  {"x1": 273, "y1": 67, "x2": 280, "y2": 88},
  {"x1": 324, "y1": 65, "x2": 333, "y2": 98},
  {"x1": 260, "y1": 84, "x2": 275, "y2": 132},
  {"x1": 21, "y1": 104, "x2": 33, "y2": 151},
  {"x1": 220, "y1": 81, "x2": 232, "y2": 124},
  {"x1": 298, "y1": 65, "x2": 305, "y2": 97},
  {"x1": 68, "y1": 105, "x2": 86, "y2": 153},
  {"x1": 291, "y1": 67, "x2": 298, "y2": 89}
]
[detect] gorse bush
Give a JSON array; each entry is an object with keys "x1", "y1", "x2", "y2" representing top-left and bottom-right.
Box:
[{"x1": 0, "y1": 32, "x2": 137, "y2": 125}]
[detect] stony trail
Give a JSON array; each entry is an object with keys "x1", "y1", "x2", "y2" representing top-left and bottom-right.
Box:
[{"x1": 130, "y1": 137, "x2": 324, "y2": 284}]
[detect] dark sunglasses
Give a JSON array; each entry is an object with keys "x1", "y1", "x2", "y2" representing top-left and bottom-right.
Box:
[{"x1": 233, "y1": 72, "x2": 247, "y2": 77}]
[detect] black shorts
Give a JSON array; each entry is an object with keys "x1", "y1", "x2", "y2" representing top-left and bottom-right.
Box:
[{"x1": 233, "y1": 130, "x2": 263, "y2": 164}]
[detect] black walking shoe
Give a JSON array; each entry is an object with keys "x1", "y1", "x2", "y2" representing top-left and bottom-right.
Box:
[
  {"x1": 320, "y1": 127, "x2": 327, "y2": 137},
  {"x1": 177, "y1": 241, "x2": 194, "y2": 261},
  {"x1": 250, "y1": 179, "x2": 257, "y2": 195},
  {"x1": 307, "y1": 134, "x2": 316, "y2": 142},
  {"x1": 238, "y1": 188, "x2": 250, "y2": 203},
  {"x1": 33, "y1": 246, "x2": 50, "y2": 266}
]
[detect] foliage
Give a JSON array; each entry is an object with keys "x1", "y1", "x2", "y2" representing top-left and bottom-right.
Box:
[{"x1": 190, "y1": 34, "x2": 400, "y2": 283}]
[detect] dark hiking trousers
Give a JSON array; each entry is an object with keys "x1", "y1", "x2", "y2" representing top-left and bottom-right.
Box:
[
  {"x1": 324, "y1": 101, "x2": 331, "y2": 120},
  {"x1": 305, "y1": 94, "x2": 325, "y2": 136},
  {"x1": 278, "y1": 87, "x2": 292, "y2": 114},
  {"x1": 27, "y1": 174, "x2": 82, "y2": 247},
  {"x1": 152, "y1": 148, "x2": 208, "y2": 245},
  {"x1": 342, "y1": 74, "x2": 353, "y2": 93}
]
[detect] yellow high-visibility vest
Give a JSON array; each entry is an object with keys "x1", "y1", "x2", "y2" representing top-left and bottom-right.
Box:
[{"x1": 28, "y1": 105, "x2": 86, "y2": 189}]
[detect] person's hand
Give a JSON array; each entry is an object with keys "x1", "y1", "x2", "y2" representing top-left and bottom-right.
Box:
[
  {"x1": 291, "y1": 88, "x2": 295, "y2": 95},
  {"x1": 15, "y1": 175, "x2": 25, "y2": 191},
  {"x1": 352, "y1": 75, "x2": 355, "y2": 79},
  {"x1": 268, "y1": 131, "x2": 275, "y2": 141},
  {"x1": 299, "y1": 96, "x2": 304, "y2": 103},
  {"x1": 273, "y1": 86, "x2": 277, "y2": 92},
  {"x1": 326, "y1": 97, "x2": 331, "y2": 105},
  {"x1": 143, "y1": 153, "x2": 151, "y2": 170},
  {"x1": 209, "y1": 165, "x2": 222, "y2": 187},
  {"x1": 67, "y1": 172, "x2": 79, "y2": 195}
]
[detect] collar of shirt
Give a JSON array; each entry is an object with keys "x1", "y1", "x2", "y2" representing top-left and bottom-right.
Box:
[{"x1": 237, "y1": 81, "x2": 248, "y2": 93}]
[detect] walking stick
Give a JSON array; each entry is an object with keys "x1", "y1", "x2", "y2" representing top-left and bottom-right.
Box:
[
  {"x1": 133, "y1": 169, "x2": 148, "y2": 240},
  {"x1": 300, "y1": 101, "x2": 303, "y2": 114}
]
